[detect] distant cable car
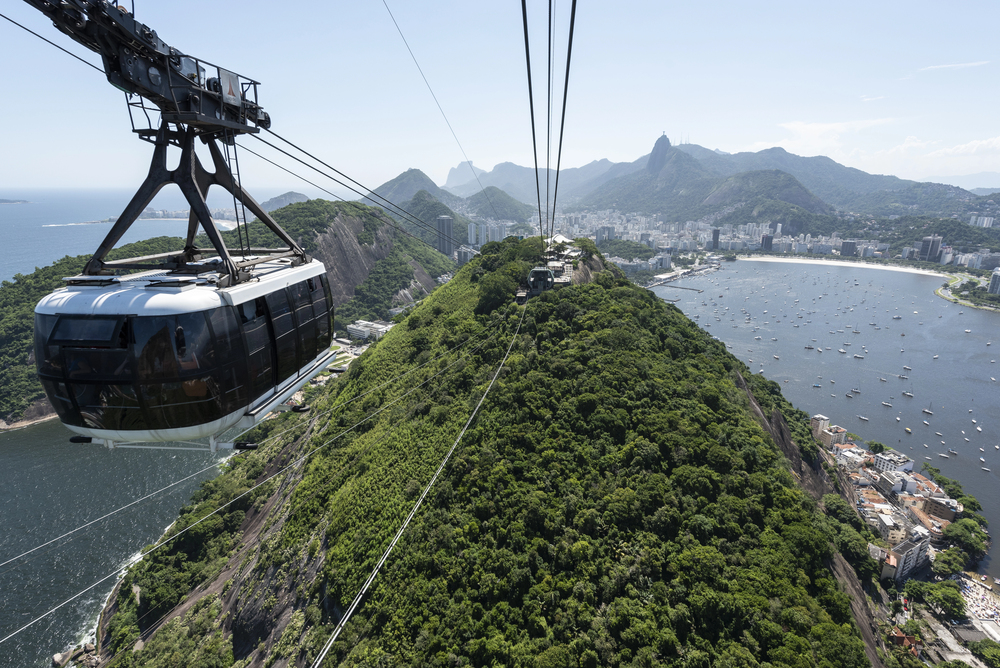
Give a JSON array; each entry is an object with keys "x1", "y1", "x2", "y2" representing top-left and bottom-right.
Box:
[{"x1": 35, "y1": 259, "x2": 335, "y2": 449}]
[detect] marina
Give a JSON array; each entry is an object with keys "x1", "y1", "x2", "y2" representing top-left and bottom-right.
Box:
[{"x1": 657, "y1": 258, "x2": 1000, "y2": 586}]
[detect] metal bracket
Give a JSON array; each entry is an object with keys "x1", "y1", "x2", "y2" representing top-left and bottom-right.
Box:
[{"x1": 82, "y1": 121, "x2": 307, "y2": 285}]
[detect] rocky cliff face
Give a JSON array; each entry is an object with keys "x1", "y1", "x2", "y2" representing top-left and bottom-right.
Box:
[{"x1": 308, "y1": 208, "x2": 400, "y2": 306}]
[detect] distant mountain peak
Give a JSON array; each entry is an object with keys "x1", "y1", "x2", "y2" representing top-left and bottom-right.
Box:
[
  {"x1": 260, "y1": 191, "x2": 309, "y2": 212},
  {"x1": 646, "y1": 135, "x2": 672, "y2": 174}
]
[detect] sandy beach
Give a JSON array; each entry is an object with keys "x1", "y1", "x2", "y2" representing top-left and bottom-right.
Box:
[{"x1": 737, "y1": 255, "x2": 947, "y2": 278}]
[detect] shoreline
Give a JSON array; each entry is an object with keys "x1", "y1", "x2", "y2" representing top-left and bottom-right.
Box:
[
  {"x1": 736, "y1": 255, "x2": 947, "y2": 278},
  {"x1": 735, "y1": 255, "x2": 1000, "y2": 315},
  {"x1": 0, "y1": 412, "x2": 58, "y2": 432}
]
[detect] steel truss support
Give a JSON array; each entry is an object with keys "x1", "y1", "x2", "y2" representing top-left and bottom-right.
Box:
[{"x1": 83, "y1": 121, "x2": 307, "y2": 285}]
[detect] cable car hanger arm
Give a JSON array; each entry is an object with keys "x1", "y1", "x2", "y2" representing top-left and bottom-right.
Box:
[{"x1": 22, "y1": 0, "x2": 270, "y2": 134}]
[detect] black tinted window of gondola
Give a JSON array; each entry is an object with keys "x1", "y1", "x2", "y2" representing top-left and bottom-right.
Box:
[
  {"x1": 309, "y1": 278, "x2": 331, "y2": 348},
  {"x1": 34, "y1": 314, "x2": 60, "y2": 377},
  {"x1": 134, "y1": 317, "x2": 179, "y2": 380},
  {"x1": 40, "y1": 379, "x2": 81, "y2": 426},
  {"x1": 50, "y1": 316, "x2": 122, "y2": 346},
  {"x1": 241, "y1": 298, "x2": 275, "y2": 401},
  {"x1": 175, "y1": 312, "x2": 211, "y2": 375},
  {"x1": 291, "y1": 281, "x2": 317, "y2": 362},
  {"x1": 210, "y1": 307, "x2": 248, "y2": 412},
  {"x1": 266, "y1": 289, "x2": 298, "y2": 382}
]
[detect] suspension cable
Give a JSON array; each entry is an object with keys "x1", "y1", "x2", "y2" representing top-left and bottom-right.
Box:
[
  {"x1": 0, "y1": 314, "x2": 507, "y2": 647},
  {"x1": 0, "y1": 11, "x2": 103, "y2": 74},
  {"x1": 520, "y1": 0, "x2": 544, "y2": 245},
  {"x1": 252, "y1": 132, "x2": 471, "y2": 254},
  {"x1": 380, "y1": 0, "x2": 502, "y2": 223},
  {"x1": 311, "y1": 306, "x2": 525, "y2": 668},
  {"x1": 237, "y1": 141, "x2": 467, "y2": 259},
  {"x1": 550, "y1": 0, "x2": 578, "y2": 231},
  {"x1": 546, "y1": 0, "x2": 554, "y2": 239}
]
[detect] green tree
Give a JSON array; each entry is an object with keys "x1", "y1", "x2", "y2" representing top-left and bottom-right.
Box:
[
  {"x1": 867, "y1": 440, "x2": 887, "y2": 454},
  {"x1": 932, "y1": 547, "x2": 968, "y2": 577},
  {"x1": 969, "y1": 639, "x2": 1000, "y2": 668},
  {"x1": 944, "y1": 519, "x2": 989, "y2": 561}
]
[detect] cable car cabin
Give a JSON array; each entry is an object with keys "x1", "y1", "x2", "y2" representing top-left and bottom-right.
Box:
[
  {"x1": 526, "y1": 267, "x2": 555, "y2": 296},
  {"x1": 34, "y1": 259, "x2": 336, "y2": 446}
]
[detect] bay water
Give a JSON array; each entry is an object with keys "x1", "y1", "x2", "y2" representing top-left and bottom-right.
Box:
[{"x1": 656, "y1": 258, "x2": 1000, "y2": 580}]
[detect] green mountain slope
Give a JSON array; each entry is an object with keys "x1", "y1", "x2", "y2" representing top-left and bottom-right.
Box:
[
  {"x1": 393, "y1": 189, "x2": 474, "y2": 247},
  {"x1": 579, "y1": 137, "x2": 839, "y2": 233},
  {"x1": 466, "y1": 185, "x2": 536, "y2": 222},
  {"x1": 365, "y1": 168, "x2": 463, "y2": 209},
  {"x1": 98, "y1": 239, "x2": 873, "y2": 668}
]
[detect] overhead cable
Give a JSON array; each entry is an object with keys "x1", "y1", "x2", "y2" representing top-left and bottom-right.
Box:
[
  {"x1": 253, "y1": 131, "x2": 472, "y2": 254},
  {"x1": 520, "y1": 0, "x2": 545, "y2": 240},
  {"x1": 381, "y1": 0, "x2": 502, "y2": 222},
  {"x1": 0, "y1": 318, "x2": 504, "y2": 647},
  {"x1": 0, "y1": 11, "x2": 103, "y2": 74},
  {"x1": 549, "y1": 0, "x2": 578, "y2": 228},
  {"x1": 311, "y1": 307, "x2": 526, "y2": 668}
]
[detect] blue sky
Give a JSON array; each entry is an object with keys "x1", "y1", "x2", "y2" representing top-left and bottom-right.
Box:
[{"x1": 2, "y1": 0, "x2": 998, "y2": 196}]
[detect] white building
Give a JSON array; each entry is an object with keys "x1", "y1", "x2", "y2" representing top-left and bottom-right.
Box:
[
  {"x1": 347, "y1": 320, "x2": 394, "y2": 341},
  {"x1": 873, "y1": 450, "x2": 914, "y2": 474}
]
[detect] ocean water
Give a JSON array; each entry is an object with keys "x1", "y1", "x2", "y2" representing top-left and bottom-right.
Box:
[
  {"x1": 0, "y1": 187, "x2": 295, "y2": 284},
  {"x1": 0, "y1": 420, "x2": 226, "y2": 667},
  {"x1": 0, "y1": 188, "x2": 261, "y2": 666},
  {"x1": 656, "y1": 258, "x2": 1000, "y2": 580}
]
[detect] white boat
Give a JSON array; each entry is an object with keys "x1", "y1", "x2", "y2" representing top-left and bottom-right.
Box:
[
  {"x1": 965, "y1": 329, "x2": 972, "y2": 333},
  {"x1": 903, "y1": 366, "x2": 912, "y2": 371},
  {"x1": 882, "y1": 402, "x2": 892, "y2": 407},
  {"x1": 980, "y1": 456, "x2": 986, "y2": 462},
  {"x1": 858, "y1": 415, "x2": 869, "y2": 421},
  {"x1": 933, "y1": 354, "x2": 939, "y2": 359},
  {"x1": 773, "y1": 355, "x2": 779, "y2": 360},
  {"x1": 939, "y1": 454, "x2": 949, "y2": 458},
  {"x1": 983, "y1": 467, "x2": 992, "y2": 472},
  {"x1": 923, "y1": 420, "x2": 930, "y2": 426},
  {"x1": 978, "y1": 426, "x2": 983, "y2": 432},
  {"x1": 879, "y1": 377, "x2": 887, "y2": 382}
]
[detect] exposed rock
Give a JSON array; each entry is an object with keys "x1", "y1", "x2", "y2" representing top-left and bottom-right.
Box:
[{"x1": 309, "y1": 209, "x2": 398, "y2": 306}]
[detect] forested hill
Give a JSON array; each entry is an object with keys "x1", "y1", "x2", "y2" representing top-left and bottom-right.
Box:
[
  {"x1": 0, "y1": 200, "x2": 453, "y2": 425},
  {"x1": 98, "y1": 237, "x2": 874, "y2": 668}
]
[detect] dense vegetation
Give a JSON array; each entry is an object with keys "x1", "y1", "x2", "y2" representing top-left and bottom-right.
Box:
[
  {"x1": 465, "y1": 186, "x2": 536, "y2": 223},
  {"x1": 102, "y1": 238, "x2": 870, "y2": 668},
  {"x1": 390, "y1": 189, "x2": 473, "y2": 247},
  {"x1": 970, "y1": 638, "x2": 1000, "y2": 668}
]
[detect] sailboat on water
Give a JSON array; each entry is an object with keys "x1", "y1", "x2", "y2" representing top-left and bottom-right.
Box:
[{"x1": 923, "y1": 402, "x2": 933, "y2": 416}]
